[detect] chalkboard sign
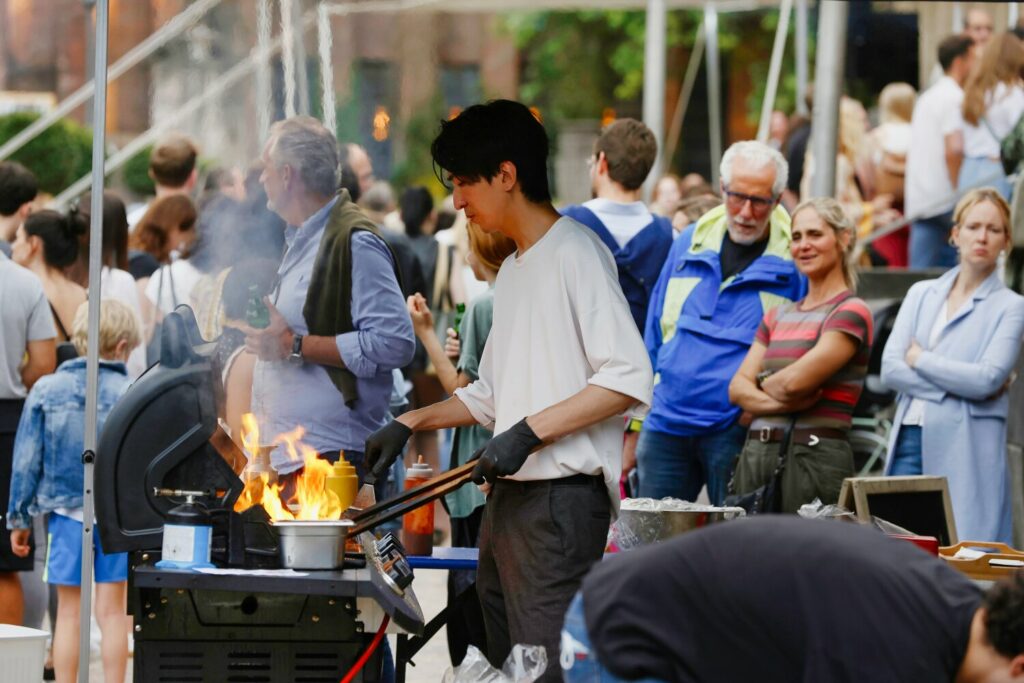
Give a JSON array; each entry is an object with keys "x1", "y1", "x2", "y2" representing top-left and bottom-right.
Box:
[{"x1": 838, "y1": 476, "x2": 958, "y2": 546}]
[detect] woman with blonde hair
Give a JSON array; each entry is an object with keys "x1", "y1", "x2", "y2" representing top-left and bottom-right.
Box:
[
  {"x1": 406, "y1": 220, "x2": 516, "y2": 665},
  {"x1": 959, "y1": 31, "x2": 1024, "y2": 199},
  {"x1": 729, "y1": 198, "x2": 874, "y2": 512},
  {"x1": 881, "y1": 188, "x2": 1024, "y2": 543},
  {"x1": 870, "y1": 82, "x2": 917, "y2": 266}
]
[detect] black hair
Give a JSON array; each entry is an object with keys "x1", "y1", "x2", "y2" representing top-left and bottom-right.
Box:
[
  {"x1": 430, "y1": 99, "x2": 552, "y2": 204},
  {"x1": 984, "y1": 573, "x2": 1024, "y2": 659},
  {"x1": 0, "y1": 161, "x2": 39, "y2": 217},
  {"x1": 400, "y1": 186, "x2": 434, "y2": 237},
  {"x1": 79, "y1": 190, "x2": 130, "y2": 270},
  {"x1": 24, "y1": 208, "x2": 87, "y2": 268},
  {"x1": 938, "y1": 34, "x2": 974, "y2": 72}
]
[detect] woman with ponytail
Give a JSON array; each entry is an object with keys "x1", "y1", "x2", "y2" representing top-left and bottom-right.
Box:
[{"x1": 11, "y1": 208, "x2": 88, "y2": 346}]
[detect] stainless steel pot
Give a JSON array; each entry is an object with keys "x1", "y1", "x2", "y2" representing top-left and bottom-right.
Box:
[
  {"x1": 615, "y1": 501, "x2": 745, "y2": 547},
  {"x1": 274, "y1": 520, "x2": 353, "y2": 569}
]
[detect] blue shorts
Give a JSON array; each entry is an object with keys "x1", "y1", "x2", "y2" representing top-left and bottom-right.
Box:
[{"x1": 44, "y1": 513, "x2": 127, "y2": 586}]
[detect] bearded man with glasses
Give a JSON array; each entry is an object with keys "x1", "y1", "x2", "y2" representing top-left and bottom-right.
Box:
[{"x1": 636, "y1": 140, "x2": 805, "y2": 505}]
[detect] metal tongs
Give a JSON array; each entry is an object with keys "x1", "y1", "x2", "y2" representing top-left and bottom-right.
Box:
[{"x1": 348, "y1": 458, "x2": 478, "y2": 536}]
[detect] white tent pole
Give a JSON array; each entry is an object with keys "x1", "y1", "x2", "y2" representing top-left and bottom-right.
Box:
[
  {"x1": 1009, "y1": 2, "x2": 1019, "y2": 27},
  {"x1": 756, "y1": 0, "x2": 793, "y2": 142},
  {"x1": 318, "y1": 2, "x2": 337, "y2": 135},
  {"x1": 663, "y1": 24, "x2": 705, "y2": 169},
  {"x1": 642, "y1": 0, "x2": 667, "y2": 200},
  {"x1": 705, "y1": 2, "x2": 722, "y2": 186},
  {"x1": 256, "y1": 0, "x2": 273, "y2": 141},
  {"x1": 79, "y1": 0, "x2": 109, "y2": 679},
  {"x1": 281, "y1": 0, "x2": 298, "y2": 118},
  {"x1": 0, "y1": 0, "x2": 221, "y2": 163},
  {"x1": 293, "y1": 0, "x2": 312, "y2": 115},
  {"x1": 809, "y1": 0, "x2": 848, "y2": 197},
  {"x1": 795, "y1": 0, "x2": 809, "y2": 116}
]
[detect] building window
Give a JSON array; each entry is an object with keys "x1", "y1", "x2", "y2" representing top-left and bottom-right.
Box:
[{"x1": 440, "y1": 64, "x2": 481, "y2": 119}]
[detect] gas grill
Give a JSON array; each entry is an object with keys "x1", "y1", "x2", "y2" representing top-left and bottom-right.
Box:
[{"x1": 93, "y1": 308, "x2": 436, "y2": 682}]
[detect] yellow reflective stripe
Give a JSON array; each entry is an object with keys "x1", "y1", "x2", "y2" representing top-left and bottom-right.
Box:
[
  {"x1": 758, "y1": 291, "x2": 793, "y2": 316},
  {"x1": 660, "y1": 277, "x2": 701, "y2": 343}
]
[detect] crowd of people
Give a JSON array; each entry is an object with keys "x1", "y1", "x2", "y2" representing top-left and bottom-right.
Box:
[{"x1": 0, "y1": 11, "x2": 1021, "y2": 682}]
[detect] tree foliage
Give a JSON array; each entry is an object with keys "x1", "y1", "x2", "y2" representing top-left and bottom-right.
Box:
[{"x1": 0, "y1": 112, "x2": 92, "y2": 196}]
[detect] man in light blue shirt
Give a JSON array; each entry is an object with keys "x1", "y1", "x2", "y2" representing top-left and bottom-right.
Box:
[{"x1": 241, "y1": 116, "x2": 415, "y2": 482}]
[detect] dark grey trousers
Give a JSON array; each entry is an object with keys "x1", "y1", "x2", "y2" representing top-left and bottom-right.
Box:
[{"x1": 476, "y1": 475, "x2": 610, "y2": 682}]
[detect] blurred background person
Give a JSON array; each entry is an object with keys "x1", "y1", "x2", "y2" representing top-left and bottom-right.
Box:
[
  {"x1": 730, "y1": 198, "x2": 872, "y2": 512},
  {"x1": 199, "y1": 165, "x2": 246, "y2": 209},
  {"x1": 781, "y1": 88, "x2": 814, "y2": 210},
  {"x1": 959, "y1": 31, "x2": 1024, "y2": 200},
  {"x1": 767, "y1": 109, "x2": 789, "y2": 151},
  {"x1": 126, "y1": 133, "x2": 198, "y2": 228},
  {"x1": 0, "y1": 236, "x2": 56, "y2": 627},
  {"x1": 870, "y1": 82, "x2": 917, "y2": 267},
  {"x1": 881, "y1": 189, "x2": 1024, "y2": 544},
  {"x1": 11, "y1": 209, "x2": 88, "y2": 350},
  {"x1": 649, "y1": 173, "x2": 682, "y2": 217},
  {"x1": 0, "y1": 162, "x2": 37, "y2": 258}
]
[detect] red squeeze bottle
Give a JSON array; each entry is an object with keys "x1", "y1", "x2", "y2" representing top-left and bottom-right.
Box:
[{"x1": 402, "y1": 455, "x2": 435, "y2": 556}]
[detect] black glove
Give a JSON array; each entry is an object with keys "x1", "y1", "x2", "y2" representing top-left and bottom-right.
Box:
[
  {"x1": 365, "y1": 420, "x2": 413, "y2": 480},
  {"x1": 471, "y1": 418, "x2": 543, "y2": 485}
]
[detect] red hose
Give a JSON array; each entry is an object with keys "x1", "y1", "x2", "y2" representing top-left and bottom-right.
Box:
[{"x1": 340, "y1": 615, "x2": 390, "y2": 683}]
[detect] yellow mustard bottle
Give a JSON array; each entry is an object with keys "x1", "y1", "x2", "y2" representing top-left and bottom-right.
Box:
[{"x1": 325, "y1": 454, "x2": 359, "y2": 511}]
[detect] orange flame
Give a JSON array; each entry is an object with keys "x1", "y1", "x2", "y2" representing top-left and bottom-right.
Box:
[{"x1": 233, "y1": 414, "x2": 341, "y2": 521}]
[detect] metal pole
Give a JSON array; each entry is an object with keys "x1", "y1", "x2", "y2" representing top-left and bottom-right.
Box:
[
  {"x1": 293, "y1": 0, "x2": 311, "y2": 116},
  {"x1": 318, "y1": 2, "x2": 337, "y2": 135},
  {"x1": 0, "y1": 0, "x2": 222, "y2": 163},
  {"x1": 952, "y1": 2, "x2": 963, "y2": 33},
  {"x1": 83, "y1": 0, "x2": 96, "y2": 126},
  {"x1": 809, "y1": 0, "x2": 848, "y2": 197},
  {"x1": 79, "y1": 0, "x2": 108, "y2": 678},
  {"x1": 664, "y1": 24, "x2": 705, "y2": 170},
  {"x1": 256, "y1": 0, "x2": 273, "y2": 139},
  {"x1": 281, "y1": 0, "x2": 298, "y2": 117},
  {"x1": 795, "y1": 0, "x2": 808, "y2": 116},
  {"x1": 642, "y1": 0, "x2": 667, "y2": 199},
  {"x1": 1010, "y1": 3, "x2": 1019, "y2": 28},
  {"x1": 756, "y1": 0, "x2": 793, "y2": 142},
  {"x1": 705, "y1": 2, "x2": 722, "y2": 187}
]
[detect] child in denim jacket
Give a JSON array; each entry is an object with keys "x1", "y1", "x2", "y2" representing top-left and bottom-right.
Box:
[{"x1": 7, "y1": 300, "x2": 140, "y2": 683}]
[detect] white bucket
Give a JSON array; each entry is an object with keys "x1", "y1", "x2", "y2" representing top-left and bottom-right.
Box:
[{"x1": 0, "y1": 624, "x2": 49, "y2": 683}]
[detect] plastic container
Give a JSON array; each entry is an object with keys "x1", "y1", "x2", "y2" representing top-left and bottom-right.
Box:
[
  {"x1": 0, "y1": 624, "x2": 49, "y2": 683},
  {"x1": 402, "y1": 456, "x2": 435, "y2": 556},
  {"x1": 325, "y1": 454, "x2": 358, "y2": 511}
]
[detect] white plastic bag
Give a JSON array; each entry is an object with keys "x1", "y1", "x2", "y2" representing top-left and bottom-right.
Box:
[{"x1": 442, "y1": 644, "x2": 548, "y2": 683}]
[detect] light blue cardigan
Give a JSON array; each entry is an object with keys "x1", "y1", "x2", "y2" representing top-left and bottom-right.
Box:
[{"x1": 881, "y1": 267, "x2": 1024, "y2": 544}]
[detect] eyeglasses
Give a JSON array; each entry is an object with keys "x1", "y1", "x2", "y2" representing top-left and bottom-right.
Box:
[{"x1": 723, "y1": 188, "x2": 776, "y2": 215}]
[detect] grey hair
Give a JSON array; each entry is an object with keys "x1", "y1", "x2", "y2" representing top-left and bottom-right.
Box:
[
  {"x1": 362, "y1": 181, "x2": 395, "y2": 214},
  {"x1": 267, "y1": 116, "x2": 340, "y2": 197},
  {"x1": 719, "y1": 140, "x2": 789, "y2": 198},
  {"x1": 792, "y1": 196, "x2": 858, "y2": 289}
]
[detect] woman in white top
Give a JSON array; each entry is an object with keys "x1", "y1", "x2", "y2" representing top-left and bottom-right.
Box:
[
  {"x1": 959, "y1": 32, "x2": 1024, "y2": 200},
  {"x1": 69, "y1": 192, "x2": 148, "y2": 378}
]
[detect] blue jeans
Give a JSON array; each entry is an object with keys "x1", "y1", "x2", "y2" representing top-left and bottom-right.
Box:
[
  {"x1": 561, "y1": 592, "x2": 665, "y2": 683},
  {"x1": 909, "y1": 211, "x2": 956, "y2": 269},
  {"x1": 889, "y1": 425, "x2": 923, "y2": 476},
  {"x1": 635, "y1": 423, "x2": 746, "y2": 504}
]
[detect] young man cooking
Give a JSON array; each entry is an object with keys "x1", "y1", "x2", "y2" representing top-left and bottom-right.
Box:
[{"x1": 364, "y1": 99, "x2": 653, "y2": 680}]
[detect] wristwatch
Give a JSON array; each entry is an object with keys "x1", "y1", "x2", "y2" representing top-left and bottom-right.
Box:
[{"x1": 288, "y1": 334, "x2": 304, "y2": 365}]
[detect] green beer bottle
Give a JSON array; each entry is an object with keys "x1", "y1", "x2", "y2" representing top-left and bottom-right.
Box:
[
  {"x1": 245, "y1": 285, "x2": 270, "y2": 329},
  {"x1": 453, "y1": 303, "x2": 467, "y2": 337}
]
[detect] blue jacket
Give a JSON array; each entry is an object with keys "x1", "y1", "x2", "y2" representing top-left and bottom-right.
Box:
[
  {"x1": 560, "y1": 205, "x2": 673, "y2": 331},
  {"x1": 643, "y1": 204, "x2": 804, "y2": 436},
  {"x1": 6, "y1": 357, "x2": 131, "y2": 529},
  {"x1": 882, "y1": 268, "x2": 1024, "y2": 544}
]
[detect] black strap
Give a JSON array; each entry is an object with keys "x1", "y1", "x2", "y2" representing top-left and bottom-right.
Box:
[{"x1": 48, "y1": 301, "x2": 70, "y2": 340}]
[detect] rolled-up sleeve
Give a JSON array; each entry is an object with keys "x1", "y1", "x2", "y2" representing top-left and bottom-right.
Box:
[
  {"x1": 335, "y1": 232, "x2": 416, "y2": 378},
  {"x1": 454, "y1": 334, "x2": 497, "y2": 429}
]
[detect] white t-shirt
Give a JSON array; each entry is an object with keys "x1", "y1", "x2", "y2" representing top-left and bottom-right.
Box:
[
  {"x1": 905, "y1": 76, "x2": 964, "y2": 218},
  {"x1": 962, "y1": 82, "x2": 1024, "y2": 160},
  {"x1": 145, "y1": 259, "x2": 202, "y2": 315},
  {"x1": 454, "y1": 217, "x2": 653, "y2": 512},
  {"x1": 582, "y1": 198, "x2": 654, "y2": 249},
  {"x1": 100, "y1": 267, "x2": 147, "y2": 378}
]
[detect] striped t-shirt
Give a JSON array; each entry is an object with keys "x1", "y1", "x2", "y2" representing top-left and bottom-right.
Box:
[{"x1": 752, "y1": 291, "x2": 874, "y2": 430}]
